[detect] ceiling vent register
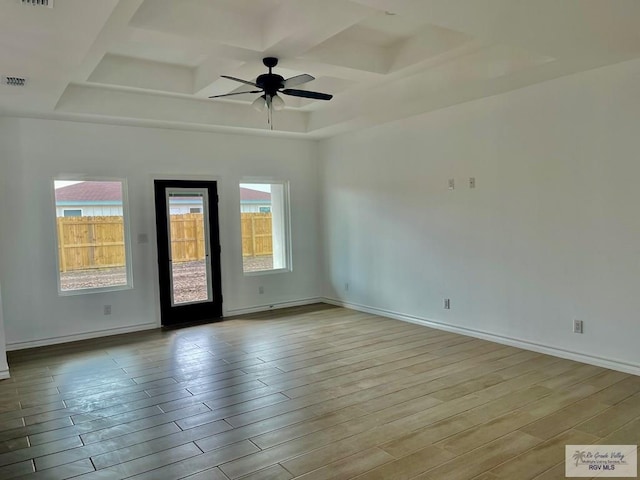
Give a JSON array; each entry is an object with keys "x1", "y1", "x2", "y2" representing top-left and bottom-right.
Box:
[
  {"x1": 21, "y1": 0, "x2": 53, "y2": 7},
  {"x1": 2, "y1": 76, "x2": 27, "y2": 86}
]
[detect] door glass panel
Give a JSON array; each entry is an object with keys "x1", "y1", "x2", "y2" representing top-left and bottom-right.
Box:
[{"x1": 166, "y1": 189, "x2": 213, "y2": 306}]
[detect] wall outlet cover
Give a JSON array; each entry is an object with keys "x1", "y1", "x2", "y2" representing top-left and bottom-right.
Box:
[{"x1": 573, "y1": 319, "x2": 583, "y2": 334}]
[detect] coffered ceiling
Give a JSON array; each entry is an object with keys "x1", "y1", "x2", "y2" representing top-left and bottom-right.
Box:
[{"x1": 1, "y1": 0, "x2": 638, "y2": 137}]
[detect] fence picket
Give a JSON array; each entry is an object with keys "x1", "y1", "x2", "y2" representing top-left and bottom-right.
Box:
[{"x1": 57, "y1": 213, "x2": 273, "y2": 271}]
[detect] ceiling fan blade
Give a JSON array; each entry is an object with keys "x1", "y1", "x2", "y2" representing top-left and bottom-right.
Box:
[
  {"x1": 209, "y1": 90, "x2": 262, "y2": 99},
  {"x1": 283, "y1": 74, "x2": 315, "y2": 88},
  {"x1": 220, "y1": 75, "x2": 258, "y2": 87},
  {"x1": 281, "y1": 89, "x2": 333, "y2": 100}
]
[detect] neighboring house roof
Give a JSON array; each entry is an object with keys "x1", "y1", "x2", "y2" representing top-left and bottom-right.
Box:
[
  {"x1": 55, "y1": 181, "x2": 122, "y2": 202},
  {"x1": 240, "y1": 187, "x2": 270, "y2": 202}
]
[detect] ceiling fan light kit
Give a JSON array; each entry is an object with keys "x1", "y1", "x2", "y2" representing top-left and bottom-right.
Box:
[
  {"x1": 209, "y1": 57, "x2": 332, "y2": 130},
  {"x1": 252, "y1": 95, "x2": 267, "y2": 112},
  {"x1": 271, "y1": 94, "x2": 285, "y2": 111}
]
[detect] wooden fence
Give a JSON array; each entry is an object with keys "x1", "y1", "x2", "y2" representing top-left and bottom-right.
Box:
[
  {"x1": 57, "y1": 216, "x2": 126, "y2": 272},
  {"x1": 57, "y1": 213, "x2": 273, "y2": 272},
  {"x1": 168, "y1": 213, "x2": 206, "y2": 264},
  {"x1": 241, "y1": 213, "x2": 273, "y2": 257}
]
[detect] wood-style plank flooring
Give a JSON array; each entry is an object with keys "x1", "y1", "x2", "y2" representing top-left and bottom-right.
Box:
[{"x1": 0, "y1": 304, "x2": 639, "y2": 479}]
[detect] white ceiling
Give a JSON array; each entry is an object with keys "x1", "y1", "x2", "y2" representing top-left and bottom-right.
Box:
[{"x1": 1, "y1": 0, "x2": 638, "y2": 138}]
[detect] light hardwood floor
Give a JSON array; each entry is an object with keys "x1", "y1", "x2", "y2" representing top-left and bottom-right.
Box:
[{"x1": 0, "y1": 304, "x2": 638, "y2": 479}]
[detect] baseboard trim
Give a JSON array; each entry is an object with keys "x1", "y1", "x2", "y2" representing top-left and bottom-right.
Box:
[
  {"x1": 224, "y1": 297, "x2": 323, "y2": 317},
  {"x1": 323, "y1": 297, "x2": 640, "y2": 377},
  {"x1": 5, "y1": 298, "x2": 323, "y2": 351},
  {"x1": 6, "y1": 322, "x2": 158, "y2": 351}
]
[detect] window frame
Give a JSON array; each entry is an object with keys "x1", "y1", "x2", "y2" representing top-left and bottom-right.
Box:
[
  {"x1": 240, "y1": 179, "x2": 292, "y2": 276},
  {"x1": 53, "y1": 176, "x2": 134, "y2": 296}
]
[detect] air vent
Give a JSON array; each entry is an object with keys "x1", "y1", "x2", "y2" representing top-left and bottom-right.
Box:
[
  {"x1": 2, "y1": 76, "x2": 27, "y2": 87},
  {"x1": 21, "y1": 0, "x2": 53, "y2": 7}
]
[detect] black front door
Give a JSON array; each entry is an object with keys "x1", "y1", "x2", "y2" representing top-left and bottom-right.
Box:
[{"x1": 154, "y1": 180, "x2": 222, "y2": 326}]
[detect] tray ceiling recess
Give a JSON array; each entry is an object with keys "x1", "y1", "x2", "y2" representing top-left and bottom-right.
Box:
[{"x1": 1, "y1": 0, "x2": 639, "y2": 137}]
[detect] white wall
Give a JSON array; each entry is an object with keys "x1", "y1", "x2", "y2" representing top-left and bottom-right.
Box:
[
  {"x1": 0, "y1": 120, "x2": 17, "y2": 374},
  {"x1": 0, "y1": 118, "x2": 321, "y2": 348},
  {"x1": 0, "y1": 283, "x2": 7, "y2": 378},
  {"x1": 0, "y1": 285, "x2": 7, "y2": 379},
  {"x1": 320, "y1": 59, "x2": 640, "y2": 374}
]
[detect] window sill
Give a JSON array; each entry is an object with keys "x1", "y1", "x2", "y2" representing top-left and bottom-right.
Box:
[
  {"x1": 243, "y1": 268, "x2": 291, "y2": 277},
  {"x1": 58, "y1": 283, "x2": 133, "y2": 297}
]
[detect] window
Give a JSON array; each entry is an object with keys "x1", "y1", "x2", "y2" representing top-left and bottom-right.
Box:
[
  {"x1": 240, "y1": 182, "x2": 291, "y2": 273},
  {"x1": 54, "y1": 179, "x2": 132, "y2": 294},
  {"x1": 63, "y1": 209, "x2": 82, "y2": 217}
]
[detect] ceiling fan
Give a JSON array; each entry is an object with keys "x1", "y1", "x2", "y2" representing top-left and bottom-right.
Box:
[{"x1": 209, "y1": 57, "x2": 333, "y2": 129}]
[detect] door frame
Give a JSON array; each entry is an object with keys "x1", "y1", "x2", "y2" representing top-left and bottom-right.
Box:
[{"x1": 153, "y1": 179, "x2": 223, "y2": 326}]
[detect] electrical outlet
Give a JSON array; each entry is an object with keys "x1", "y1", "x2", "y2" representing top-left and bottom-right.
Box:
[
  {"x1": 573, "y1": 319, "x2": 583, "y2": 334},
  {"x1": 344, "y1": 282, "x2": 349, "y2": 291},
  {"x1": 448, "y1": 179, "x2": 455, "y2": 190},
  {"x1": 469, "y1": 177, "x2": 476, "y2": 188},
  {"x1": 444, "y1": 298, "x2": 451, "y2": 310},
  {"x1": 258, "y1": 286, "x2": 264, "y2": 294},
  {"x1": 103, "y1": 305, "x2": 111, "y2": 315}
]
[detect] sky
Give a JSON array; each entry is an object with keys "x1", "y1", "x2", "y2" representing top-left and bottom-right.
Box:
[
  {"x1": 241, "y1": 183, "x2": 271, "y2": 193},
  {"x1": 54, "y1": 180, "x2": 83, "y2": 189}
]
